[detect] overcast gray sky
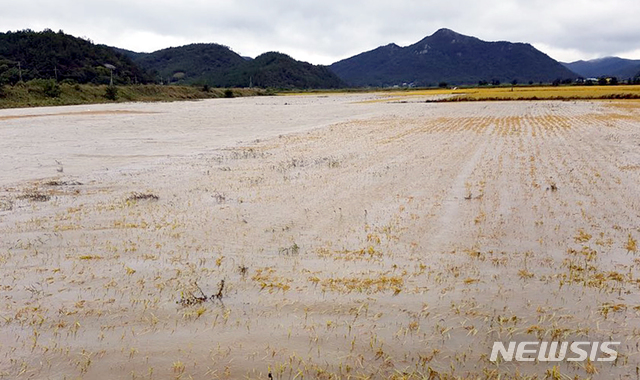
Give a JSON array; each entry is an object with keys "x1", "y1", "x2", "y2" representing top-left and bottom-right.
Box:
[{"x1": 2, "y1": 0, "x2": 640, "y2": 64}]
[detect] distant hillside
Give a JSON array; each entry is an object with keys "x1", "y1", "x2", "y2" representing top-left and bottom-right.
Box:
[
  {"x1": 120, "y1": 43, "x2": 247, "y2": 85},
  {"x1": 123, "y1": 45, "x2": 344, "y2": 89},
  {"x1": 112, "y1": 47, "x2": 147, "y2": 61},
  {"x1": 330, "y1": 28, "x2": 577, "y2": 87},
  {"x1": 220, "y1": 52, "x2": 345, "y2": 89},
  {"x1": 0, "y1": 29, "x2": 152, "y2": 84},
  {"x1": 562, "y1": 57, "x2": 640, "y2": 79}
]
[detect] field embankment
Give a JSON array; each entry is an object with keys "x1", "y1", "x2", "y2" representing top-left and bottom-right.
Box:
[{"x1": 0, "y1": 82, "x2": 267, "y2": 109}]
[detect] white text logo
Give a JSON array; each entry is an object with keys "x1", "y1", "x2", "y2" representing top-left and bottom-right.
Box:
[{"x1": 490, "y1": 342, "x2": 620, "y2": 362}]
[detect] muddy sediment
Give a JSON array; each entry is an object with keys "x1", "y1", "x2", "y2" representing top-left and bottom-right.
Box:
[{"x1": 1, "y1": 95, "x2": 639, "y2": 379}]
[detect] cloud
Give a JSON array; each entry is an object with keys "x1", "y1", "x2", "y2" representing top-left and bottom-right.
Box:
[{"x1": 1, "y1": 0, "x2": 639, "y2": 64}]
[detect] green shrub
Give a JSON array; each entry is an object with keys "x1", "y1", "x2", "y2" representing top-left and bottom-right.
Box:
[
  {"x1": 42, "y1": 79, "x2": 61, "y2": 98},
  {"x1": 104, "y1": 85, "x2": 118, "y2": 100},
  {"x1": 224, "y1": 89, "x2": 234, "y2": 98}
]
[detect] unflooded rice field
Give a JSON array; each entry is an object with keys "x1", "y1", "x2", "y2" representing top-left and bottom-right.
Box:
[{"x1": 1, "y1": 95, "x2": 640, "y2": 379}]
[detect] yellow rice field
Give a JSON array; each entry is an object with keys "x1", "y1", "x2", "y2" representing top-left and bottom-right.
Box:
[{"x1": 364, "y1": 85, "x2": 640, "y2": 102}]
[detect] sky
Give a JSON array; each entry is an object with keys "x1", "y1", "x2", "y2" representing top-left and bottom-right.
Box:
[{"x1": 2, "y1": 0, "x2": 640, "y2": 65}]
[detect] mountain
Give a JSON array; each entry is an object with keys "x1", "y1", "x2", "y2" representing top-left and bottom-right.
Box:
[
  {"x1": 0, "y1": 29, "x2": 152, "y2": 85},
  {"x1": 122, "y1": 44, "x2": 343, "y2": 89},
  {"x1": 330, "y1": 28, "x2": 577, "y2": 87},
  {"x1": 562, "y1": 57, "x2": 640, "y2": 79}
]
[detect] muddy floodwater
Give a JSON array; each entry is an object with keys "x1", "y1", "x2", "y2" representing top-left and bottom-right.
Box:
[{"x1": 1, "y1": 95, "x2": 640, "y2": 379}]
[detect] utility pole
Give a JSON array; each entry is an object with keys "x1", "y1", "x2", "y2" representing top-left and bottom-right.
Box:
[
  {"x1": 54, "y1": 66, "x2": 58, "y2": 82},
  {"x1": 18, "y1": 62, "x2": 23, "y2": 82},
  {"x1": 104, "y1": 64, "x2": 116, "y2": 86}
]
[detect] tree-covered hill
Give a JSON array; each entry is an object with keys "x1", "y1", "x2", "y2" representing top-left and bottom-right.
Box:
[
  {"x1": 0, "y1": 30, "x2": 342, "y2": 89},
  {"x1": 220, "y1": 52, "x2": 345, "y2": 89},
  {"x1": 123, "y1": 45, "x2": 345, "y2": 89},
  {"x1": 118, "y1": 43, "x2": 247, "y2": 85},
  {"x1": 0, "y1": 29, "x2": 153, "y2": 85}
]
